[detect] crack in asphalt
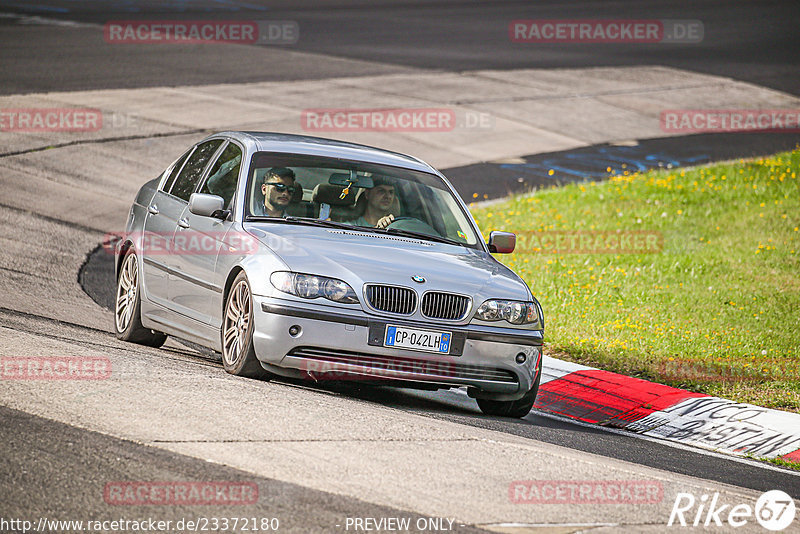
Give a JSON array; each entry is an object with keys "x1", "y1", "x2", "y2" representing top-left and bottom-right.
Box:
[
  {"x1": 0, "y1": 265, "x2": 48, "y2": 279},
  {"x1": 0, "y1": 324, "x2": 130, "y2": 354},
  {"x1": 0, "y1": 305, "x2": 110, "y2": 335},
  {"x1": 0, "y1": 307, "x2": 221, "y2": 368},
  {"x1": 0, "y1": 129, "x2": 206, "y2": 159},
  {"x1": 0, "y1": 201, "x2": 107, "y2": 234}
]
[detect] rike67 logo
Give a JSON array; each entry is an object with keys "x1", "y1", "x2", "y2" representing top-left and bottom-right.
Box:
[{"x1": 668, "y1": 490, "x2": 796, "y2": 531}]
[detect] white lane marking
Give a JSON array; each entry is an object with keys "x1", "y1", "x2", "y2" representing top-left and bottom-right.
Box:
[
  {"x1": 630, "y1": 396, "x2": 800, "y2": 458},
  {"x1": 526, "y1": 408, "x2": 800, "y2": 478},
  {"x1": 452, "y1": 387, "x2": 799, "y2": 474},
  {"x1": 478, "y1": 522, "x2": 618, "y2": 531},
  {"x1": 540, "y1": 355, "x2": 594, "y2": 384}
]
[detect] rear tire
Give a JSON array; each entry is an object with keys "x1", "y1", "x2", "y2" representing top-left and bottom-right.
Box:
[
  {"x1": 114, "y1": 248, "x2": 167, "y2": 347},
  {"x1": 221, "y1": 272, "x2": 270, "y2": 379},
  {"x1": 477, "y1": 365, "x2": 541, "y2": 418}
]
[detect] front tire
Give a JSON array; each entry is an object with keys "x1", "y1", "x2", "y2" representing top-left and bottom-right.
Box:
[
  {"x1": 477, "y1": 365, "x2": 541, "y2": 418},
  {"x1": 114, "y1": 248, "x2": 167, "y2": 347},
  {"x1": 221, "y1": 272, "x2": 270, "y2": 379}
]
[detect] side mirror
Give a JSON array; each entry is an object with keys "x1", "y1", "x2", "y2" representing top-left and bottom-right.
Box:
[
  {"x1": 188, "y1": 193, "x2": 226, "y2": 219},
  {"x1": 487, "y1": 231, "x2": 516, "y2": 254}
]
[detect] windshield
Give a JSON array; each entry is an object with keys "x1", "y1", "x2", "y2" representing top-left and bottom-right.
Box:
[{"x1": 244, "y1": 152, "x2": 480, "y2": 247}]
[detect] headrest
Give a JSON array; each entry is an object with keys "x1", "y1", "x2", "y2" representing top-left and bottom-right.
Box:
[
  {"x1": 291, "y1": 181, "x2": 303, "y2": 203},
  {"x1": 312, "y1": 183, "x2": 358, "y2": 206}
]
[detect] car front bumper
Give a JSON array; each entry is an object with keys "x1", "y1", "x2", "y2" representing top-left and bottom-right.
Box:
[{"x1": 252, "y1": 296, "x2": 543, "y2": 401}]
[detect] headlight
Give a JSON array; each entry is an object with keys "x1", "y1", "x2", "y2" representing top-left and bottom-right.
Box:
[
  {"x1": 322, "y1": 278, "x2": 351, "y2": 301},
  {"x1": 295, "y1": 274, "x2": 321, "y2": 298},
  {"x1": 475, "y1": 299, "x2": 541, "y2": 326},
  {"x1": 270, "y1": 272, "x2": 359, "y2": 304}
]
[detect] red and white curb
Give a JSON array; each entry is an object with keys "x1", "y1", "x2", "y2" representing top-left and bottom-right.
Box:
[{"x1": 535, "y1": 356, "x2": 800, "y2": 462}]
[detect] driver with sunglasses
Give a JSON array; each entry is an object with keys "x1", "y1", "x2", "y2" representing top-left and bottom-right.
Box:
[{"x1": 256, "y1": 167, "x2": 297, "y2": 217}]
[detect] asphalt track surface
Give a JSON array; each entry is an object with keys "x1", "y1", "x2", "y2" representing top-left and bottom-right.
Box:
[
  {"x1": 0, "y1": 404, "x2": 490, "y2": 534},
  {"x1": 74, "y1": 257, "x2": 800, "y2": 501},
  {"x1": 0, "y1": 0, "x2": 798, "y2": 95},
  {"x1": 2, "y1": 0, "x2": 800, "y2": 532}
]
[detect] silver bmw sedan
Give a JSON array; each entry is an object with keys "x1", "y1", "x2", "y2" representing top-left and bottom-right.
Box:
[{"x1": 114, "y1": 132, "x2": 544, "y2": 417}]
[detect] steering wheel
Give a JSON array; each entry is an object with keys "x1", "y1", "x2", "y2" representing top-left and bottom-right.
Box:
[{"x1": 386, "y1": 216, "x2": 442, "y2": 236}]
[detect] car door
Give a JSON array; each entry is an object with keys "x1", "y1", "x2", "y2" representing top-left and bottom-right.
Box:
[
  {"x1": 169, "y1": 140, "x2": 242, "y2": 327},
  {"x1": 140, "y1": 147, "x2": 193, "y2": 309}
]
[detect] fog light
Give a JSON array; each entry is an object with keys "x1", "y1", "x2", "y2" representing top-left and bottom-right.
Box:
[
  {"x1": 515, "y1": 352, "x2": 527, "y2": 364},
  {"x1": 289, "y1": 325, "x2": 301, "y2": 337}
]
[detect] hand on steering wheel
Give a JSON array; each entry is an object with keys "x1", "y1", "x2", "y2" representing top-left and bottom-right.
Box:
[
  {"x1": 376, "y1": 214, "x2": 395, "y2": 229},
  {"x1": 383, "y1": 216, "x2": 415, "y2": 228},
  {"x1": 385, "y1": 216, "x2": 443, "y2": 237}
]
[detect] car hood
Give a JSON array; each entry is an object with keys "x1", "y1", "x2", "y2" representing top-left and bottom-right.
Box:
[{"x1": 244, "y1": 223, "x2": 530, "y2": 300}]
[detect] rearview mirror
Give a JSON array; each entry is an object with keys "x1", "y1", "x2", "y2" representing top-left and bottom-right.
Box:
[
  {"x1": 328, "y1": 172, "x2": 374, "y2": 189},
  {"x1": 487, "y1": 231, "x2": 516, "y2": 254},
  {"x1": 188, "y1": 193, "x2": 226, "y2": 219}
]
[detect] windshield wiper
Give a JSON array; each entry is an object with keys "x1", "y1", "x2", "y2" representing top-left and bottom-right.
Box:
[
  {"x1": 245, "y1": 216, "x2": 353, "y2": 230},
  {"x1": 282, "y1": 216, "x2": 357, "y2": 230},
  {"x1": 382, "y1": 227, "x2": 462, "y2": 246},
  {"x1": 246, "y1": 216, "x2": 463, "y2": 246}
]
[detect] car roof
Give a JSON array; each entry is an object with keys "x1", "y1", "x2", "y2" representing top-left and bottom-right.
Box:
[{"x1": 211, "y1": 131, "x2": 437, "y2": 174}]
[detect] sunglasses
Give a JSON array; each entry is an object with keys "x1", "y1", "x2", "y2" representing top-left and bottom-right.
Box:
[{"x1": 264, "y1": 182, "x2": 297, "y2": 194}]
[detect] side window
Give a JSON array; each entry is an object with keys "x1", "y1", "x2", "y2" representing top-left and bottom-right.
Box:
[
  {"x1": 169, "y1": 139, "x2": 224, "y2": 202},
  {"x1": 199, "y1": 142, "x2": 242, "y2": 209},
  {"x1": 161, "y1": 149, "x2": 192, "y2": 193}
]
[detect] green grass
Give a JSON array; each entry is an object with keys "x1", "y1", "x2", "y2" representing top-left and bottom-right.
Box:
[
  {"x1": 764, "y1": 456, "x2": 800, "y2": 472},
  {"x1": 470, "y1": 149, "x2": 800, "y2": 412}
]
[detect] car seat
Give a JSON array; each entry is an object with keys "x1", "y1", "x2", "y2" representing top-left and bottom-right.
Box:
[{"x1": 311, "y1": 183, "x2": 360, "y2": 222}]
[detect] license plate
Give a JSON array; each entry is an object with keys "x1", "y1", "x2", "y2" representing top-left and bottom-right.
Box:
[{"x1": 384, "y1": 325, "x2": 451, "y2": 354}]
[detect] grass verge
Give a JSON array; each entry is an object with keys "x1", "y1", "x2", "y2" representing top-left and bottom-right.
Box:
[
  {"x1": 764, "y1": 456, "x2": 800, "y2": 471},
  {"x1": 470, "y1": 149, "x2": 800, "y2": 412}
]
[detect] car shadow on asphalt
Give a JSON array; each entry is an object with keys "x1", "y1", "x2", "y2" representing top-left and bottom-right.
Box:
[{"x1": 279, "y1": 377, "x2": 483, "y2": 416}]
